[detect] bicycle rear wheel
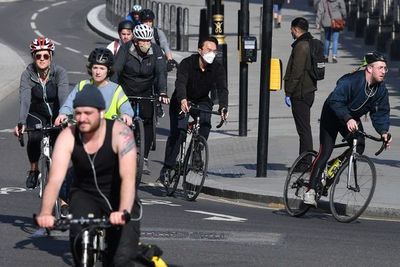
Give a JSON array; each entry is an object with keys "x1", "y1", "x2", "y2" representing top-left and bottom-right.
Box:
[
  {"x1": 329, "y1": 154, "x2": 376, "y2": 223},
  {"x1": 133, "y1": 117, "x2": 145, "y2": 187},
  {"x1": 183, "y1": 135, "x2": 208, "y2": 201},
  {"x1": 39, "y1": 156, "x2": 61, "y2": 219},
  {"x1": 283, "y1": 151, "x2": 316, "y2": 217}
]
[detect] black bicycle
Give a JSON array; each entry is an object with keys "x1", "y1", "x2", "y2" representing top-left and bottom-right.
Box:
[
  {"x1": 164, "y1": 104, "x2": 227, "y2": 201},
  {"x1": 19, "y1": 119, "x2": 74, "y2": 219},
  {"x1": 283, "y1": 130, "x2": 390, "y2": 223}
]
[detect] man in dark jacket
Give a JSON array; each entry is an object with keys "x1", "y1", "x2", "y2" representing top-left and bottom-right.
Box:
[
  {"x1": 284, "y1": 17, "x2": 317, "y2": 160},
  {"x1": 158, "y1": 36, "x2": 228, "y2": 184},
  {"x1": 112, "y1": 24, "x2": 169, "y2": 175},
  {"x1": 303, "y1": 51, "x2": 392, "y2": 206}
]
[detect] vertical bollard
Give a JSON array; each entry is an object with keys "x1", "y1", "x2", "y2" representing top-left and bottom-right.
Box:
[
  {"x1": 170, "y1": 5, "x2": 177, "y2": 50},
  {"x1": 145, "y1": 0, "x2": 151, "y2": 10},
  {"x1": 152, "y1": 1, "x2": 157, "y2": 18},
  {"x1": 259, "y1": 7, "x2": 263, "y2": 49},
  {"x1": 177, "y1": 7, "x2": 183, "y2": 51},
  {"x1": 182, "y1": 8, "x2": 189, "y2": 51},
  {"x1": 389, "y1": 0, "x2": 400, "y2": 60}
]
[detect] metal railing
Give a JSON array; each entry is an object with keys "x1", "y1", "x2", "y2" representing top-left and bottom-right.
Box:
[{"x1": 105, "y1": 0, "x2": 189, "y2": 51}]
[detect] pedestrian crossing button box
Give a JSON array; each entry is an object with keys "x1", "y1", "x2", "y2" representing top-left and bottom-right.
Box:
[{"x1": 241, "y1": 36, "x2": 257, "y2": 63}]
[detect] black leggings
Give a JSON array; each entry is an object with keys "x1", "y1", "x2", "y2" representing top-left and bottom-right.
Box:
[
  {"x1": 69, "y1": 189, "x2": 141, "y2": 267},
  {"x1": 309, "y1": 103, "x2": 365, "y2": 189}
]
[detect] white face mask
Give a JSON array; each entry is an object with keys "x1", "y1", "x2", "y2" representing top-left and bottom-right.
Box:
[
  {"x1": 138, "y1": 43, "x2": 151, "y2": 54},
  {"x1": 201, "y1": 51, "x2": 216, "y2": 64}
]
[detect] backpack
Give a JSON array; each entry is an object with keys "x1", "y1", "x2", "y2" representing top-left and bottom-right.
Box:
[{"x1": 307, "y1": 38, "x2": 325, "y2": 81}]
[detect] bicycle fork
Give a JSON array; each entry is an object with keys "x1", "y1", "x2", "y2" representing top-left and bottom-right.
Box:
[{"x1": 346, "y1": 139, "x2": 360, "y2": 192}]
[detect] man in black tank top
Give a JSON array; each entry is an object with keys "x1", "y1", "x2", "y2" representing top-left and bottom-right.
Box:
[{"x1": 36, "y1": 85, "x2": 141, "y2": 266}]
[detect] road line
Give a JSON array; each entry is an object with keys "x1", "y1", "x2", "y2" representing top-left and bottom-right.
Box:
[
  {"x1": 34, "y1": 30, "x2": 43, "y2": 37},
  {"x1": 67, "y1": 71, "x2": 87, "y2": 75},
  {"x1": 64, "y1": 47, "x2": 81, "y2": 54},
  {"x1": 30, "y1": 22, "x2": 36, "y2": 30},
  {"x1": 31, "y1": 13, "x2": 38, "y2": 20},
  {"x1": 37, "y1": 6, "x2": 49, "y2": 12},
  {"x1": 51, "y1": 1, "x2": 67, "y2": 6},
  {"x1": 0, "y1": 129, "x2": 13, "y2": 133},
  {"x1": 52, "y1": 40, "x2": 61, "y2": 46},
  {"x1": 83, "y1": 54, "x2": 89, "y2": 58}
]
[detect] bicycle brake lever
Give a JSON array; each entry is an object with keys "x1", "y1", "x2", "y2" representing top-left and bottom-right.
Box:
[{"x1": 17, "y1": 123, "x2": 24, "y2": 147}]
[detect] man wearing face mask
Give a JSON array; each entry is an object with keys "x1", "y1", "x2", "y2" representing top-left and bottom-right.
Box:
[
  {"x1": 113, "y1": 24, "x2": 169, "y2": 175},
  {"x1": 158, "y1": 36, "x2": 229, "y2": 184}
]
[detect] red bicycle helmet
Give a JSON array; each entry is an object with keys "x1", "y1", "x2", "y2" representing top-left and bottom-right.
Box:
[{"x1": 30, "y1": 37, "x2": 55, "y2": 54}]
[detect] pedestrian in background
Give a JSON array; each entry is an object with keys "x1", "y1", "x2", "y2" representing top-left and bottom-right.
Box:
[
  {"x1": 284, "y1": 17, "x2": 317, "y2": 165},
  {"x1": 316, "y1": 0, "x2": 347, "y2": 63},
  {"x1": 273, "y1": 0, "x2": 290, "y2": 29}
]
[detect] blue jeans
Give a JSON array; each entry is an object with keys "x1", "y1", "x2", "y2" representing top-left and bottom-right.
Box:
[{"x1": 323, "y1": 27, "x2": 340, "y2": 58}]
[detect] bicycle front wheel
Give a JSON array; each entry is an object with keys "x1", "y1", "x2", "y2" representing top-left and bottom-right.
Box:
[
  {"x1": 283, "y1": 151, "x2": 317, "y2": 217},
  {"x1": 183, "y1": 135, "x2": 208, "y2": 201},
  {"x1": 133, "y1": 117, "x2": 145, "y2": 187},
  {"x1": 329, "y1": 154, "x2": 376, "y2": 223},
  {"x1": 38, "y1": 156, "x2": 48, "y2": 199},
  {"x1": 165, "y1": 142, "x2": 184, "y2": 196}
]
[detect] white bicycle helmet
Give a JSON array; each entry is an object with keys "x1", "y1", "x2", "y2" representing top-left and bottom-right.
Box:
[
  {"x1": 133, "y1": 24, "x2": 153, "y2": 40},
  {"x1": 132, "y1": 4, "x2": 142, "y2": 13},
  {"x1": 30, "y1": 37, "x2": 55, "y2": 54}
]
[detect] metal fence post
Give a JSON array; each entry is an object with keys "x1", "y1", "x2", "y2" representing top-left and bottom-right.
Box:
[
  {"x1": 170, "y1": 5, "x2": 177, "y2": 50},
  {"x1": 182, "y1": 8, "x2": 189, "y2": 51},
  {"x1": 163, "y1": 3, "x2": 170, "y2": 35},
  {"x1": 177, "y1": 7, "x2": 183, "y2": 51},
  {"x1": 157, "y1": 2, "x2": 163, "y2": 29}
]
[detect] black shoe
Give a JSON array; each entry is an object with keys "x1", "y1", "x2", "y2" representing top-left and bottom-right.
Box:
[
  {"x1": 332, "y1": 57, "x2": 338, "y2": 63},
  {"x1": 26, "y1": 170, "x2": 40, "y2": 189},
  {"x1": 156, "y1": 103, "x2": 165, "y2": 118},
  {"x1": 60, "y1": 204, "x2": 69, "y2": 218},
  {"x1": 159, "y1": 167, "x2": 171, "y2": 186}
]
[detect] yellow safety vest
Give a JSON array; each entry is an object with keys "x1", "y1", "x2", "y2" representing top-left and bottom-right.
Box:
[{"x1": 78, "y1": 80, "x2": 128, "y2": 120}]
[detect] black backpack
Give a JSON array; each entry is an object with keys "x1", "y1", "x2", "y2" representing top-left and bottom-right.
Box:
[
  {"x1": 308, "y1": 38, "x2": 325, "y2": 81},
  {"x1": 153, "y1": 28, "x2": 160, "y2": 46}
]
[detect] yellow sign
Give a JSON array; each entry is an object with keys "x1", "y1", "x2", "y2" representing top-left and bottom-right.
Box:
[{"x1": 269, "y1": 58, "x2": 282, "y2": 91}]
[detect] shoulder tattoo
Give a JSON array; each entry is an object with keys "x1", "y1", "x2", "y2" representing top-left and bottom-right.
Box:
[{"x1": 118, "y1": 127, "x2": 136, "y2": 157}]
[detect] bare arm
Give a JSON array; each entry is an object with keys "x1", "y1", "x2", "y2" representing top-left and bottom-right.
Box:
[
  {"x1": 36, "y1": 127, "x2": 74, "y2": 228},
  {"x1": 110, "y1": 122, "x2": 137, "y2": 225}
]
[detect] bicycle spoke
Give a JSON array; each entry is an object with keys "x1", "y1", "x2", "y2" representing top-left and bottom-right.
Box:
[{"x1": 329, "y1": 155, "x2": 376, "y2": 223}]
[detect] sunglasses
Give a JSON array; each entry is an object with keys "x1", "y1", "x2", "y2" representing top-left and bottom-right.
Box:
[{"x1": 35, "y1": 54, "x2": 50, "y2": 60}]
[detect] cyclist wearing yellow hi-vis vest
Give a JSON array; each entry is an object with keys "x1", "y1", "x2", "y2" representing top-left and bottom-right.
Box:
[{"x1": 55, "y1": 48, "x2": 133, "y2": 126}]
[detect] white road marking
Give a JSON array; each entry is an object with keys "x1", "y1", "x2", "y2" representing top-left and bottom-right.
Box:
[
  {"x1": 83, "y1": 54, "x2": 89, "y2": 58},
  {"x1": 52, "y1": 40, "x2": 61, "y2": 45},
  {"x1": 141, "y1": 199, "x2": 181, "y2": 207},
  {"x1": 185, "y1": 210, "x2": 247, "y2": 222},
  {"x1": 31, "y1": 13, "x2": 38, "y2": 20},
  {"x1": 0, "y1": 128, "x2": 13, "y2": 133},
  {"x1": 37, "y1": 6, "x2": 49, "y2": 12},
  {"x1": 51, "y1": 0, "x2": 67, "y2": 6},
  {"x1": 30, "y1": 22, "x2": 36, "y2": 30},
  {"x1": 67, "y1": 71, "x2": 87, "y2": 75},
  {"x1": 0, "y1": 187, "x2": 26, "y2": 195},
  {"x1": 34, "y1": 30, "x2": 43, "y2": 37},
  {"x1": 64, "y1": 47, "x2": 81, "y2": 54}
]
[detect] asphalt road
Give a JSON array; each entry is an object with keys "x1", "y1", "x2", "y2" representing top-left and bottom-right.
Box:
[{"x1": 1, "y1": 1, "x2": 400, "y2": 267}]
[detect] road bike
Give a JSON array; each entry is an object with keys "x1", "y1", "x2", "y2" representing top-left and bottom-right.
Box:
[
  {"x1": 19, "y1": 119, "x2": 75, "y2": 219},
  {"x1": 128, "y1": 95, "x2": 162, "y2": 181},
  {"x1": 283, "y1": 130, "x2": 390, "y2": 222},
  {"x1": 163, "y1": 104, "x2": 227, "y2": 201}
]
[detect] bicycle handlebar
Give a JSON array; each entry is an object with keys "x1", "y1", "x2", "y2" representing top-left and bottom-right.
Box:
[
  {"x1": 33, "y1": 210, "x2": 131, "y2": 231},
  {"x1": 188, "y1": 103, "x2": 227, "y2": 129},
  {"x1": 127, "y1": 95, "x2": 159, "y2": 102},
  {"x1": 342, "y1": 130, "x2": 391, "y2": 156}
]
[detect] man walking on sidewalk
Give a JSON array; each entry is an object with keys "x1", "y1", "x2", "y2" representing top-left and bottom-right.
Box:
[{"x1": 284, "y1": 17, "x2": 317, "y2": 164}]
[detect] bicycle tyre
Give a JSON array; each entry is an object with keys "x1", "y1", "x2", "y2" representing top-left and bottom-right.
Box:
[
  {"x1": 329, "y1": 154, "x2": 376, "y2": 223},
  {"x1": 165, "y1": 142, "x2": 184, "y2": 196},
  {"x1": 183, "y1": 135, "x2": 208, "y2": 201},
  {"x1": 133, "y1": 117, "x2": 145, "y2": 187},
  {"x1": 151, "y1": 104, "x2": 157, "y2": 151},
  {"x1": 38, "y1": 155, "x2": 48, "y2": 199},
  {"x1": 283, "y1": 150, "x2": 317, "y2": 217}
]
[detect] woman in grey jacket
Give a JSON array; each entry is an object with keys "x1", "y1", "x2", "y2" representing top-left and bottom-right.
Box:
[
  {"x1": 316, "y1": 0, "x2": 346, "y2": 63},
  {"x1": 14, "y1": 37, "x2": 70, "y2": 189}
]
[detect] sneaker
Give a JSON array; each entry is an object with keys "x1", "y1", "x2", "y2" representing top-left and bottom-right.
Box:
[
  {"x1": 26, "y1": 170, "x2": 40, "y2": 189},
  {"x1": 324, "y1": 57, "x2": 329, "y2": 63},
  {"x1": 156, "y1": 103, "x2": 165, "y2": 118},
  {"x1": 158, "y1": 166, "x2": 171, "y2": 186},
  {"x1": 332, "y1": 57, "x2": 338, "y2": 63},
  {"x1": 303, "y1": 189, "x2": 317, "y2": 207},
  {"x1": 143, "y1": 158, "x2": 151, "y2": 175},
  {"x1": 60, "y1": 204, "x2": 69, "y2": 218}
]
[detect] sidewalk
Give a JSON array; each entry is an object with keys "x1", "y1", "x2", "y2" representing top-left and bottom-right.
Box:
[{"x1": 87, "y1": 1, "x2": 400, "y2": 220}]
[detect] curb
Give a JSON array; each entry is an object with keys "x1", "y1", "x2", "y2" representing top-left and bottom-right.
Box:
[{"x1": 86, "y1": 4, "x2": 118, "y2": 41}]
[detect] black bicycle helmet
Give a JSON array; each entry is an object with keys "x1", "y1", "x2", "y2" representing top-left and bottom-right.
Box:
[
  {"x1": 118, "y1": 20, "x2": 135, "y2": 33},
  {"x1": 88, "y1": 48, "x2": 114, "y2": 67},
  {"x1": 139, "y1": 9, "x2": 155, "y2": 21},
  {"x1": 364, "y1": 51, "x2": 387, "y2": 65}
]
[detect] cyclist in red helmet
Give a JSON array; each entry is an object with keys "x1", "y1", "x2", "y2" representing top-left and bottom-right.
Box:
[{"x1": 14, "y1": 37, "x2": 70, "y2": 189}]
